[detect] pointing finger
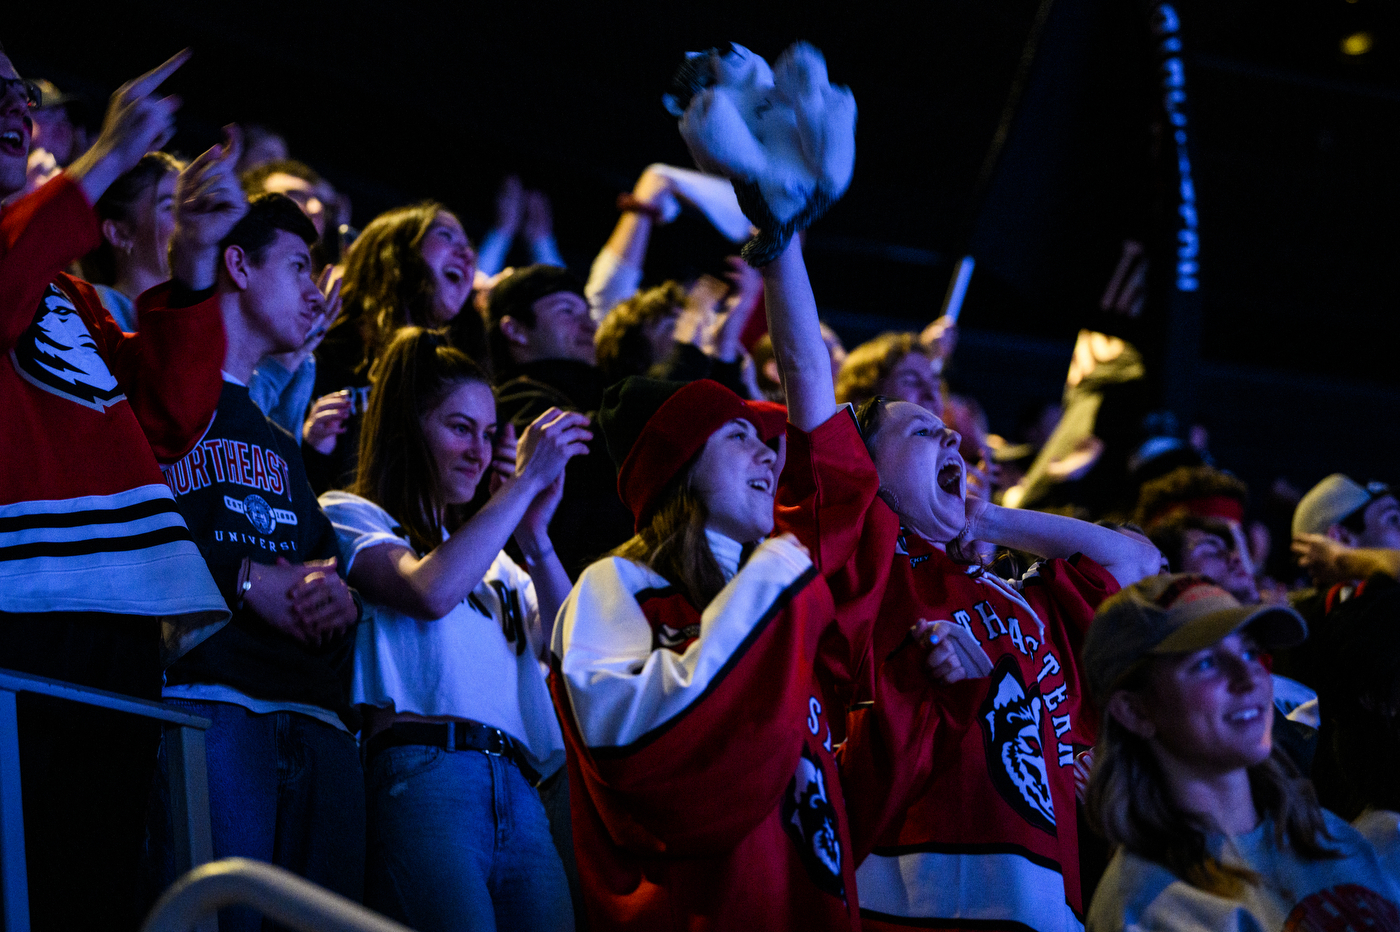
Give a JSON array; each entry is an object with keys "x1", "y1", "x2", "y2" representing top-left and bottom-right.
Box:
[
  {"x1": 128, "y1": 48, "x2": 193, "y2": 100},
  {"x1": 219, "y1": 123, "x2": 245, "y2": 166}
]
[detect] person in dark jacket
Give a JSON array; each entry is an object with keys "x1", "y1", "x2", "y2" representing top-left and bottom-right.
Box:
[{"x1": 488, "y1": 265, "x2": 634, "y2": 577}]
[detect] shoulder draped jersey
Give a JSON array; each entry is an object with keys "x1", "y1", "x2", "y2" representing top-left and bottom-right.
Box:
[
  {"x1": 550, "y1": 535, "x2": 864, "y2": 931},
  {"x1": 0, "y1": 174, "x2": 227, "y2": 632},
  {"x1": 777, "y1": 409, "x2": 1119, "y2": 932}
]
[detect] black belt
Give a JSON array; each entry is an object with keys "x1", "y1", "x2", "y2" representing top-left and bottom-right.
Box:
[{"x1": 365, "y1": 721, "x2": 540, "y2": 785}]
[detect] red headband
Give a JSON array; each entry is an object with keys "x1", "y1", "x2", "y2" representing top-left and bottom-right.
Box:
[
  {"x1": 1147, "y1": 494, "x2": 1246, "y2": 526},
  {"x1": 617, "y1": 380, "x2": 787, "y2": 531}
]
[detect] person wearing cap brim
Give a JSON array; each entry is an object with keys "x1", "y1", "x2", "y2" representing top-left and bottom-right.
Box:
[
  {"x1": 549, "y1": 375, "x2": 867, "y2": 930},
  {"x1": 1290, "y1": 474, "x2": 1400, "y2": 596},
  {"x1": 1283, "y1": 475, "x2": 1400, "y2": 687},
  {"x1": 1080, "y1": 574, "x2": 1400, "y2": 930},
  {"x1": 759, "y1": 233, "x2": 1164, "y2": 930}
]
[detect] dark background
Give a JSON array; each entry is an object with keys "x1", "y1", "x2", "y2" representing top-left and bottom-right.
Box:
[{"x1": 8, "y1": 0, "x2": 1399, "y2": 491}]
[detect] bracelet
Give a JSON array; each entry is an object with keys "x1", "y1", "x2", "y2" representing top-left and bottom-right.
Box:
[
  {"x1": 615, "y1": 193, "x2": 664, "y2": 220},
  {"x1": 236, "y1": 559, "x2": 253, "y2": 610}
]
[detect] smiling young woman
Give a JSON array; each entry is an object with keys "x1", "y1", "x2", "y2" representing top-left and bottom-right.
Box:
[
  {"x1": 549, "y1": 375, "x2": 871, "y2": 930},
  {"x1": 319, "y1": 326, "x2": 590, "y2": 931},
  {"x1": 1082, "y1": 574, "x2": 1400, "y2": 931},
  {"x1": 307, "y1": 202, "x2": 485, "y2": 492}
]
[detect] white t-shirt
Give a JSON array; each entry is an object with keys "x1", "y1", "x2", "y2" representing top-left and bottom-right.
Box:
[{"x1": 319, "y1": 491, "x2": 564, "y2": 778}]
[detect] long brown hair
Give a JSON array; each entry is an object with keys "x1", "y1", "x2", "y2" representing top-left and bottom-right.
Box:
[
  {"x1": 1087, "y1": 666, "x2": 1339, "y2": 897},
  {"x1": 353, "y1": 326, "x2": 491, "y2": 555},
  {"x1": 610, "y1": 469, "x2": 728, "y2": 610},
  {"x1": 328, "y1": 202, "x2": 487, "y2": 377}
]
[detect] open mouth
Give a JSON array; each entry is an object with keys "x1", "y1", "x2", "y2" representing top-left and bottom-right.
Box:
[
  {"x1": 442, "y1": 262, "x2": 473, "y2": 288},
  {"x1": 747, "y1": 475, "x2": 773, "y2": 495},
  {"x1": 1225, "y1": 707, "x2": 1262, "y2": 725},
  {"x1": 0, "y1": 128, "x2": 26, "y2": 157},
  {"x1": 937, "y1": 461, "x2": 962, "y2": 495}
]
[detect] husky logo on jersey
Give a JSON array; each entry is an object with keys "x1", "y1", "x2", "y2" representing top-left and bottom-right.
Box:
[
  {"x1": 980, "y1": 656, "x2": 1056, "y2": 834},
  {"x1": 781, "y1": 743, "x2": 844, "y2": 898},
  {"x1": 9, "y1": 284, "x2": 125, "y2": 412}
]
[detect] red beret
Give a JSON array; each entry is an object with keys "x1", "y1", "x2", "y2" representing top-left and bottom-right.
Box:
[{"x1": 610, "y1": 379, "x2": 787, "y2": 531}]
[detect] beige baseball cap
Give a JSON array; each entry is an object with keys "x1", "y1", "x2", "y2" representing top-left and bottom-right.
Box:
[{"x1": 1083, "y1": 574, "x2": 1307, "y2": 704}]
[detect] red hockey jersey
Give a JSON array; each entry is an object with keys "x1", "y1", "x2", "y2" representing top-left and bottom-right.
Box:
[
  {"x1": 549, "y1": 535, "x2": 864, "y2": 931},
  {"x1": 0, "y1": 175, "x2": 227, "y2": 634},
  {"x1": 777, "y1": 409, "x2": 1118, "y2": 932}
]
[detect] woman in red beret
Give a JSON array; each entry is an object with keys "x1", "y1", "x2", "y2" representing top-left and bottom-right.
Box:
[{"x1": 550, "y1": 375, "x2": 882, "y2": 931}]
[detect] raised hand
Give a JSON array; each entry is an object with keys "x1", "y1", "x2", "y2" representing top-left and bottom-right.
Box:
[
  {"x1": 919, "y1": 315, "x2": 958, "y2": 363},
  {"x1": 169, "y1": 124, "x2": 248, "y2": 290},
  {"x1": 516, "y1": 407, "x2": 591, "y2": 492},
  {"x1": 1291, "y1": 533, "x2": 1349, "y2": 587},
  {"x1": 522, "y1": 190, "x2": 554, "y2": 243},
  {"x1": 68, "y1": 49, "x2": 190, "y2": 205},
  {"x1": 302, "y1": 391, "x2": 352, "y2": 454},
  {"x1": 709, "y1": 256, "x2": 762, "y2": 361},
  {"x1": 493, "y1": 175, "x2": 524, "y2": 236},
  {"x1": 488, "y1": 421, "x2": 517, "y2": 495}
]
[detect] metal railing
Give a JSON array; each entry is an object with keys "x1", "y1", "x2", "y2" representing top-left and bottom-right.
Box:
[
  {"x1": 142, "y1": 859, "x2": 414, "y2": 932},
  {"x1": 0, "y1": 667, "x2": 215, "y2": 932}
]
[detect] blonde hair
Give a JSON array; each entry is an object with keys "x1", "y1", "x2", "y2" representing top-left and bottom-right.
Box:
[{"x1": 835, "y1": 331, "x2": 933, "y2": 406}]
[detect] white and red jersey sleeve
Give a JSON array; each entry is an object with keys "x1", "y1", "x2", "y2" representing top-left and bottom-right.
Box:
[{"x1": 550, "y1": 536, "x2": 863, "y2": 931}]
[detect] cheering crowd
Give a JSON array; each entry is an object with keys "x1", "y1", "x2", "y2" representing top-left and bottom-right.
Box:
[{"x1": 3, "y1": 37, "x2": 1400, "y2": 932}]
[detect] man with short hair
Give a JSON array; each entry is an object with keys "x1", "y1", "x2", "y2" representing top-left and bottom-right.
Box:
[
  {"x1": 489, "y1": 265, "x2": 633, "y2": 578},
  {"x1": 157, "y1": 193, "x2": 365, "y2": 924},
  {"x1": 0, "y1": 46, "x2": 239, "y2": 931},
  {"x1": 1148, "y1": 512, "x2": 1259, "y2": 604}
]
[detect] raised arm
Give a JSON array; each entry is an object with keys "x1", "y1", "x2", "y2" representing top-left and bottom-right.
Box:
[
  {"x1": 762, "y1": 237, "x2": 837, "y2": 431},
  {"x1": 586, "y1": 166, "x2": 674, "y2": 316},
  {"x1": 966, "y1": 501, "x2": 1162, "y2": 588},
  {"x1": 65, "y1": 50, "x2": 188, "y2": 206},
  {"x1": 1293, "y1": 534, "x2": 1400, "y2": 587},
  {"x1": 167, "y1": 125, "x2": 247, "y2": 292},
  {"x1": 348, "y1": 408, "x2": 590, "y2": 621}
]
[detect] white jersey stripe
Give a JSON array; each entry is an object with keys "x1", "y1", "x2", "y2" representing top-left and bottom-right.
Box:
[
  {"x1": 0, "y1": 483, "x2": 180, "y2": 520},
  {"x1": 0, "y1": 484, "x2": 228, "y2": 631},
  {"x1": 858, "y1": 849, "x2": 1084, "y2": 932}
]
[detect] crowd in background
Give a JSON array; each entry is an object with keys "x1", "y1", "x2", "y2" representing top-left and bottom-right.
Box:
[{"x1": 3, "y1": 39, "x2": 1400, "y2": 932}]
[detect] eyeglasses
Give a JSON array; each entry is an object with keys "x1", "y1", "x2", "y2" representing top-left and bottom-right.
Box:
[{"x1": 0, "y1": 77, "x2": 43, "y2": 109}]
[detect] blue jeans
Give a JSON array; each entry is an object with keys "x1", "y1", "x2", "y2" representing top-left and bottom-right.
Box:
[
  {"x1": 365, "y1": 744, "x2": 574, "y2": 932},
  {"x1": 157, "y1": 701, "x2": 366, "y2": 932}
]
